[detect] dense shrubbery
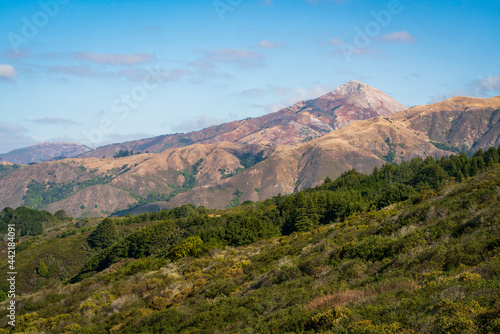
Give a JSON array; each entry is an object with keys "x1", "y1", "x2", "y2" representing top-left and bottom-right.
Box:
[
  {"x1": 2, "y1": 146, "x2": 500, "y2": 333},
  {"x1": 0, "y1": 206, "x2": 58, "y2": 237}
]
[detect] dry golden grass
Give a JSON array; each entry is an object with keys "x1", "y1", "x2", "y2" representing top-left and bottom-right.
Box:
[
  {"x1": 305, "y1": 289, "x2": 368, "y2": 310},
  {"x1": 306, "y1": 277, "x2": 420, "y2": 311}
]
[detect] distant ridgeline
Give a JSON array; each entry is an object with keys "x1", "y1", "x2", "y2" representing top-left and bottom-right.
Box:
[{"x1": 68, "y1": 145, "x2": 500, "y2": 283}]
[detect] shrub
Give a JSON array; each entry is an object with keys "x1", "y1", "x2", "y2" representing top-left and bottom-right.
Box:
[{"x1": 168, "y1": 236, "x2": 204, "y2": 260}]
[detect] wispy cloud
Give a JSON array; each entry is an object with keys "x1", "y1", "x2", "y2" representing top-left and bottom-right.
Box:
[
  {"x1": 328, "y1": 38, "x2": 345, "y2": 46},
  {"x1": 257, "y1": 40, "x2": 284, "y2": 49},
  {"x1": 328, "y1": 36, "x2": 384, "y2": 61},
  {"x1": 32, "y1": 117, "x2": 79, "y2": 125},
  {"x1": 428, "y1": 74, "x2": 500, "y2": 103},
  {"x1": 198, "y1": 49, "x2": 266, "y2": 70},
  {"x1": 237, "y1": 88, "x2": 269, "y2": 98},
  {"x1": 74, "y1": 52, "x2": 154, "y2": 65},
  {"x1": 379, "y1": 31, "x2": 415, "y2": 44},
  {"x1": 332, "y1": 47, "x2": 383, "y2": 59},
  {"x1": 238, "y1": 85, "x2": 332, "y2": 101},
  {"x1": 245, "y1": 85, "x2": 334, "y2": 113},
  {"x1": 0, "y1": 122, "x2": 37, "y2": 154},
  {"x1": 0, "y1": 65, "x2": 17, "y2": 79},
  {"x1": 2, "y1": 49, "x2": 32, "y2": 60},
  {"x1": 472, "y1": 76, "x2": 500, "y2": 97},
  {"x1": 48, "y1": 65, "x2": 98, "y2": 77},
  {"x1": 171, "y1": 115, "x2": 223, "y2": 133},
  {"x1": 117, "y1": 67, "x2": 191, "y2": 82}
]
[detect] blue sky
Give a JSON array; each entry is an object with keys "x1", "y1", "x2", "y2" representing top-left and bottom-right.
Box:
[{"x1": 0, "y1": 0, "x2": 499, "y2": 153}]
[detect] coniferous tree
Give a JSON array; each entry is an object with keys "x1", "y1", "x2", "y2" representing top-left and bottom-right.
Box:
[{"x1": 87, "y1": 218, "x2": 118, "y2": 249}]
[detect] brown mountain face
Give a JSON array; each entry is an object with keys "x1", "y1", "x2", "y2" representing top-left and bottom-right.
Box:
[
  {"x1": 163, "y1": 116, "x2": 447, "y2": 211},
  {"x1": 0, "y1": 142, "x2": 91, "y2": 164},
  {"x1": 0, "y1": 143, "x2": 272, "y2": 217},
  {"x1": 79, "y1": 81, "x2": 405, "y2": 158},
  {"x1": 1, "y1": 89, "x2": 498, "y2": 217},
  {"x1": 391, "y1": 95, "x2": 500, "y2": 150}
]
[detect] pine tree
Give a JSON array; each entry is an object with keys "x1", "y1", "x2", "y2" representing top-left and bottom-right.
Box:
[{"x1": 87, "y1": 218, "x2": 118, "y2": 249}]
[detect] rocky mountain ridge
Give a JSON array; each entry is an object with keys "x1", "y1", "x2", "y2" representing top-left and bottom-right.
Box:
[
  {"x1": 0, "y1": 85, "x2": 498, "y2": 217},
  {"x1": 78, "y1": 81, "x2": 406, "y2": 158}
]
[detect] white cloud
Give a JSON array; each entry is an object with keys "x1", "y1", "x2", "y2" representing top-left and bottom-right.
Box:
[
  {"x1": 0, "y1": 65, "x2": 17, "y2": 79},
  {"x1": 75, "y1": 52, "x2": 154, "y2": 65},
  {"x1": 33, "y1": 117, "x2": 79, "y2": 125},
  {"x1": 379, "y1": 31, "x2": 415, "y2": 44},
  {"x1": 2, "y1": 50, "x2": 31, "y2": 59},
  {"x1": 117, "y1": 68, "x2": 191, "y2": 82},
  {"x1": 258, "y1": 40, "x2": 284, "y2": 49},
  {"x1": 472, "y1": 76, "x2": 500, "y2": 97},
  {"x1": 329, "y1": 38, "x2": 345, "y2": 46},
  {"x1": 48, "y1": 65, "x2": 98, "y2": 77},
  {"x1": 428, "y1": 74, "x2": 500, "y2": 103},
  {"x1": 332, "y1": 47, "x2": 383, "y2": 59}
]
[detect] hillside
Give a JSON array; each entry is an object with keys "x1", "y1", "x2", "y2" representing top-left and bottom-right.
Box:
[
  {"x1": 0, "y1": 143, "x2": 91, "y2": 164},
  {"x1": 0, "y1": 150, "x2": 499, "y2": 333},
  {"x1": 0, "y1": 143, "x2": 272, "y2": 217},
  {"x1": 79, "y1": 81, "x2": 406, "y2": 158},
  {"x1": 392, "y1": 95, "x2": 500, "y2": 150},
  {"x1": 0, "y1": 93, "x2": 498, "y2": 217}
]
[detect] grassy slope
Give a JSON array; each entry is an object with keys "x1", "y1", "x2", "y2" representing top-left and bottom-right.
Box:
[
  {"x1": 0, "y1": 217, "x2": 160, "y2": 296},
  {"x1": 1, "y1": 165, "x2": 499, "y2": 333}
]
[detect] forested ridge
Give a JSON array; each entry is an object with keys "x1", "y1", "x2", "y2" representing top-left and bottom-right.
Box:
[{"x1": 0, "y1": 146, "x2": 499, "y2": 333}]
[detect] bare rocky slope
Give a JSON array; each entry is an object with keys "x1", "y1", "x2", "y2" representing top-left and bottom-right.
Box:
[{"x1": 0, "y1": 87, "x2": 498, "y2": 217}]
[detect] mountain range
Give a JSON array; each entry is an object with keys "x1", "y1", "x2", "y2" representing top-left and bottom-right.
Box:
[
  {"x1": 0, "y1": 81, "x2": 499, "y2": 217},
  {"x1": 0, "y1": 142, "x2": 90, "y2": 164},
  {"x1": 78, "y1": 80, "x2": 406, "y2": 158}
]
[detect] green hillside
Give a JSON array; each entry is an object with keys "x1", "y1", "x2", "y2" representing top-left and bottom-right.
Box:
[{"x1": 0, "y1": 147, "x2": 499, "y2": 333}]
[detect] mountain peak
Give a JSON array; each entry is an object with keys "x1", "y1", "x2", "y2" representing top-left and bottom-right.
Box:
[
  {"x1": 299, "y1": 81, "x2": 407, "y2": 129},
  {"x1": 345, "y1": 79, "x2": 368, "y2": 87},
  {"x1": 330, "y1": 80, "x2": 379, "y2": 97}
]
